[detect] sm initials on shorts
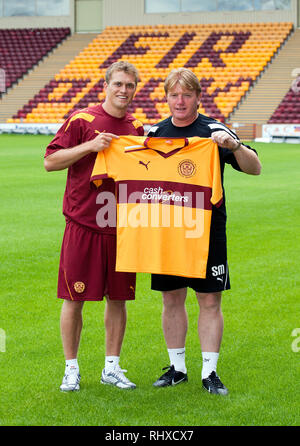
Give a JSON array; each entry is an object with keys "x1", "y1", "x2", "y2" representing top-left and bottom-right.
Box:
[{"x1": 211, "y1": 264, "x2": 225, "y2": 277}]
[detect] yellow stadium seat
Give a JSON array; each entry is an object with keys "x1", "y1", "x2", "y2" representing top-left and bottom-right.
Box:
[{"x1": 14, "y1": 22, "x2": 292, "y2": 125}]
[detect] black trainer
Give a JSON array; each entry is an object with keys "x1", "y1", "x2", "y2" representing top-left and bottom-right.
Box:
[
  {"x1": 202, "y1": 371, "x2": 228, "y2": 395},
  {"x1": 153, "y1": 365, "x2": 188, "y2": 387}
]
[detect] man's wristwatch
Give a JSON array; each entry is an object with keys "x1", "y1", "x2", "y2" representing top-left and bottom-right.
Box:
[{"x1": 231, "y1": 141, "x2": 242, "y2": 153}]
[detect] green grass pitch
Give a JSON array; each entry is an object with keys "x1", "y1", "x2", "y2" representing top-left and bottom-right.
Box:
[{"x1": 0, "y1": 134, "x2": 299, "y2": 426}]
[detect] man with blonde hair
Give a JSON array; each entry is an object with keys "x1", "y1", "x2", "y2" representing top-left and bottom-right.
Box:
[
  {"x1": 148, "y1": 67, "x2": 261, "y2": 394},
  {"x1": 44, "y1": 61, "x2": 144, "y2": 391}
]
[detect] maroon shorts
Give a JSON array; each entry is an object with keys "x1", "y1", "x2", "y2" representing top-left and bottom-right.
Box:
[{"x1": 57, "y1": 219, "x2": 136, "y2": 301}]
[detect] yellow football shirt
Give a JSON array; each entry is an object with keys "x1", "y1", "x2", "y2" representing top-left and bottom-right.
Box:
[{"x1": 91, "y1": 136, "x2": 223, "y2": 278}]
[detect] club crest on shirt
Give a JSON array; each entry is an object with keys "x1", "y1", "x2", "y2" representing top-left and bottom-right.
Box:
[
  {"x1": 177, "y1": 159, "x2": 196, "y2": 178},
  {"x1": 74, "y1": 281, "x2": 85, "y2": 293}
]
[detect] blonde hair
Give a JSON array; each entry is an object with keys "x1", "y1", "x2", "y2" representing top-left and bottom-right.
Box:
[
  {"x1": 164, "y1": 68, "x2": 201, "y2": 96},
  {"x1": 105, "y1": 61, "x2": 139, "y2": 85}
]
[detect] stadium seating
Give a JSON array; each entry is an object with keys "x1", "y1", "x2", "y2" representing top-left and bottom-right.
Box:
[
  {"x1": 8, "y1": 22, "x2": 293, "y2": 125},
  {"x1": 0, "y1": 27, "x2": 70, "y2": 94},
  {"x1": 268, "y1": 81, "x2": 300, "y2": 123}
]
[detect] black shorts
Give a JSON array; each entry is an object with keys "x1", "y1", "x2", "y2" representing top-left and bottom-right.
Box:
[{"x1": 151, "y1": 237, "x2": 230, "y2": 293}]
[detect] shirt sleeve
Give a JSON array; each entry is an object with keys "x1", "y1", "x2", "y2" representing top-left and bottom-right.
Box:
[
  {"x1": 90, "y1": 151, "x2": 108, "y2": 187},
  {"x1": 44, "y1": 114, "x2": 82, "y2": 157},
  {"x1": 210, "y1": 143, "x2": 223, "y2": 208}
]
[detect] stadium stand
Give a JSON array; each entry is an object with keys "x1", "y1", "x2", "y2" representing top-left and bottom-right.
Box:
[
  {"x1": 4, "y1": 22, "x2": 293, "y2": 125},
  {"x1": 0, "y1": 33, "x2": 98, "y2": 124},
  {"x1": 268, "y1": 77, "x2": 300, "y2": 123},
  {"x1": 229, "y1": 28, "x2": 300, "y2": 125},
  {"x1": 0, "y1": 27, "x2": 70, "y2": 94}
]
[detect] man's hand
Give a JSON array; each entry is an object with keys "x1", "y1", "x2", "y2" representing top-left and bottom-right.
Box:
[
  {"x1": 211, "y1": 130, "x2": 240, "y2": 152},
  {"x1": 90, "y1": 132, "x2": 119, "y2": 152},
  {"x1": 211, "y1": 130, "x2": 261, "y2": 175}
]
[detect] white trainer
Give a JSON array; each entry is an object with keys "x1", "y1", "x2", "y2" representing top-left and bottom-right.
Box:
[
  {"x1": 60, "y1": 367, "x2": 81, "y2": 392},
  {"x1": 101, "y1": 365, "x2": 136, "y2": 389}
]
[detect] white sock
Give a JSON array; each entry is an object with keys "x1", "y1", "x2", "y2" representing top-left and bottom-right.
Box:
[
  {"x1": 65, "y1": 358, "x2": 79, "y2": 373},
  {"x1": 201, "y1": 352, "x2": 219, "y2": 379},
  {"x1": 167, "y1": 348, "x2": 187, "y2": 373},
  {"x1": 105, "y1": 355, "x2": 120, "y2": 371}
]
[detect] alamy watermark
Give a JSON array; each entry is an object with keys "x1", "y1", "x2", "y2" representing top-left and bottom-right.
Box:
[
  {"x1": 291, "y1": 328, "x2": 300, "y2": 353},
  {"x1": 0, "y1": 328, "x2": 6, "y2": 352},
  {"x1": 291, "y1": 68, "x2": 300, "y2": 94},
  {"x1": 0, "y1": 69, "x2": 5, "y2": 93},
  {"x1": 95, "y1": 185, "x2": 206, "y2": 239}
]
